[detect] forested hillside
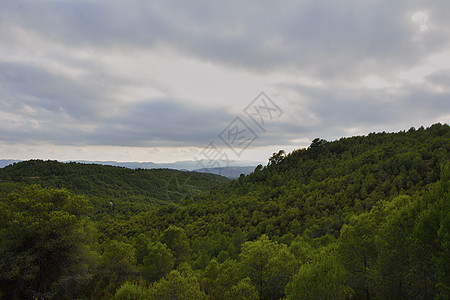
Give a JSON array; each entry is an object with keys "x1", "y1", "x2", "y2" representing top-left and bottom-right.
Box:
[
  {"x1": 0, "y1": 160, "x2": 228, "y2": 216},
  {"x1": 0, "y1": 123, "x2": 449, "y2": 299}
]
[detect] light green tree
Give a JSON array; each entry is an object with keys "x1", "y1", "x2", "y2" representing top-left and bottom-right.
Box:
[
  {"x1": 114, "y1": 281, "x2": 149, "y2": 300},
  {"x1": 148, "y1": 270, "x2": 207, "y2": 300},
  {"x1": 212, "y1": 259, "x2": 241, "y2": 299},
  {"x1": 285, "y1": 252, "x2": 352, "y2": 299},
  {"x1": 239, "y1": 235, "x2": 280, "y2": 296},
  {"x1": 225, "y1": 277, "x2": 259, "y2": 300}
]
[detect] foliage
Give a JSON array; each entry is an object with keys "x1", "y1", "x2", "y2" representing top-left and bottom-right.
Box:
[
  {"x1": 0, "y1": 185, "x2": 97, "y2": 299},
  {"x1": 114, "y1": 281, "x2": 149, "y2": 300},
  {"x1": 161, "y1": 226, "x2": 191, "y2": 265},
  {"x1": 0, "y1": 123, "x2": 449, "y2": 298},
  {"x1": 148, "y1": 270, "x2": 207, "y2": 300},
  {"x1": 101, "y1": 240, "x2": 137, "y2": 281},
  {"x1": 225, "y1": 277, "x2": 259, "y2": 300},
  {"x1": 0, "y1": 160, "x2": 228, "y2": 218},
  {"x1": 285, "y1": 250, "x2": 352, "y2": 299},
  {"x1": 141, "y1": 241, "x2": 175, "y2": 282}
]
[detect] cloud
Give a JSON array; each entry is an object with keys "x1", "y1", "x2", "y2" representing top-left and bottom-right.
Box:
[
  {"x1": 0, "y1": 57, "x2": 237, "y2": 147},
  {"x1": 4, "y1": 0, "x2": 450, "y2": 77},
  {"x1": 0, "y1": 0, "x2": 449, "y2": 161},
  {"x1": 425, "y1": 69, "x2": 450, "y2": 91},
  {"x1": 273, "y1": 79, "x2": 450, "y2": 142}
]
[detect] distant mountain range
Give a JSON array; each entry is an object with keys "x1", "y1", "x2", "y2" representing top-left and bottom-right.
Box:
[
  {"x1": 0, "y1": 159, "x2": 261, "y2": 178},
  {"x1": 194, "y1": 166, "x2": 257, "y2": 179},
  {"x1": 0, "y1": 160, "x2": 21, "y2": 168}
]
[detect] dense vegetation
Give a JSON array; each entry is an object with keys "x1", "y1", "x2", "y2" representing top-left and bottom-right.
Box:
[
  {"x1": 0, "y1": 161, "x2": 227, "y2": 217},
  {"x1": 0, "y1": 123, "x2": 449, "y2": 299}
]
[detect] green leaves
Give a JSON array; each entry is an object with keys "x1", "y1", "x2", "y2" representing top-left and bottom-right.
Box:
[
  {"x1": 101, "y1": 240, "x2": 137, "y2": 280},
  {"x1": 114, "y1": 282, "x2": 149, "y2": 300},
  {"x1": 1, "y1": 125, "x2": 449, "y2": 298},
  {"x1": 286, "y1": 252, "x2": 352, "y2": 300},
  {"x1": 142, "y1": 241, "x2": 175, "y2": 282},
  {"x1": 148, "y1": 270, "x2": 207, "y2": 300},
  {"x1": 263, "y1": 247, "x2": 298, "y2": 299},
  {"x1": 161, "y1": 226, "x2": 191, "y2": 265},
  {"x1": 335, "y1": 163, "x2": 450, "y2": 299},
  {"x1": 0, "y1": 185, "x2": 96, "y2": 299},
  {"x1": 239, "y1": 235, "x2": 281, "y2": 293},
  {"x1": 225, "y1": 277, "x2": 258, "y2": 300}
]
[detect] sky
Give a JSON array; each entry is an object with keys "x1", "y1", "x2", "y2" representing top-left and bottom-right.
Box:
[{"x1": 1, "y1": 0, "x2": 449, "y2": 164}]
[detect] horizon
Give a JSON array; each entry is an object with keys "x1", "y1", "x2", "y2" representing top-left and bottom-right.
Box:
[
  {"x1": 0, "y1": 158, "x2": 265, "y2": 166},
  {"x1": 2, "y1": 122, "x2": 446, "y2": 165}
]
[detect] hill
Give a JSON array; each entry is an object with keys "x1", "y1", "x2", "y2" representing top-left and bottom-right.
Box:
[
  {"x1": 0, "y1": 123, "x2": 449, "y2": 299},
  {"x1": 0, "y1": 160, "x2": 228, "y2": 216},
  {"x1": 0, "y1": 159, "x2": 259, "y2": 178}
]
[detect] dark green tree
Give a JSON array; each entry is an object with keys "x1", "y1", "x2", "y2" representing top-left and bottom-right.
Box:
[
  {"x1": 0, "y1": 185, "x2": 97, "y2": 299},
  {"x1": 375, "y1": 195, "x2": 417, "y2": 299},
  {"x1": 161, "y1": 226, "x2": 191, "y2": 265},
  {"x1": 337, "y1": 213, "x2": 378, "y2": 299},
  {"x1": 262, "y1": 246, "x2": 298, "y2": 299},
  {"x1": 239, "y1": 235, "x2": 280, "y2": 296},
  {"x1": 101, "y1": 240, "x2": 137, "y2": 281},
  {"x1": 141, "y1": 241, "x2": 175, "y2": 282},
  {"x1": 268, "y1": 150, "x2": 286, "y2": 166}
]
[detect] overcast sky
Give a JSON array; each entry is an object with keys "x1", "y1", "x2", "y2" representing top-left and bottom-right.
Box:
[{"x1": 1, "y1": 0, "x2": 449, "y2": 163}]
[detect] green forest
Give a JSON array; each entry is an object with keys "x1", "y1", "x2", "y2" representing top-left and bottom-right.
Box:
[{"x1": 0, "y1": 123, "x2": 449, "y2": 299}]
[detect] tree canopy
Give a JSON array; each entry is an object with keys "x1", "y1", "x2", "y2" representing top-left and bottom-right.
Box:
[{"x1": 0, "y1": 123, "x2": 449, "y2": 299}]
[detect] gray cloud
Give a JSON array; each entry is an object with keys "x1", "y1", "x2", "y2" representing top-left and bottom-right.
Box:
[
  {"x1": 3, "y1": 0, "x2": 449, "y2": 77},
  {"x1": 426, "y1": 69, "x2": 450, "y2": 91},
  {"x1": 271, "y1": 80, "x2": 450, "y2": 144},
  {"x1": 0, "y1": 0, "x2": 449, "y2": 160},
  {"x1": 0, "y1": 59, "x2": 236, "y2": 146}
]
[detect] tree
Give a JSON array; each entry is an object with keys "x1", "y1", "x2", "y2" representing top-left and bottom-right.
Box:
[
  {"x1": 337, "y1": 213, "x2": 378, "y2": 299},
  {"x1": 375, "y1": 195, "x2": 417, "y2": 299},
  {"x1": 262, "y1": 247, "x2": 298, "y2": 299},
  {"x1": 436, "y1": 209, "x2": 450, "y2": 298},
  {"x1": 268, "y1": 150, "x2": 286, "y2": 166},
  {"x1": 148, "y1": 270, "x2": 207, "y2": 300},
  {"x1": 239, "y1": 235, "x2": 280, "y2": 296},
  {"x1": 285, "y1": 252, "x2": 352, "y2": 299},
  {"x1": 202, "y1": 259, "x2": 220, "y2": 298},
  {"x1": 141, "y1": 241, "x2": 175, "y2": 282},
  {"x1": 435, "y1": 162, "x2": 450, "y2": 298},
  {"x1": 213, "y1": 259, "x2": 242, "y2": 299},
  {"x1": 114, "y1": 281, "x2": 149, "y2": 300},
  {"x1": 309, "y1": 138, "x2": 328, "y2": 153},
  {"x1": 161, "y1": 226, "x2": 191, "y2": 265},
  {"x1": 133, "y1": 233, "x2": 151, "y2": 264},
  {"x1": 225, "y1": 277, "x2": 259, "y2": 300},
  {"x1": 0, "y1": 185, "x2": 97, "y2": 299},
  {"x1": 101, "y1": 240, "x2": 137, "y2": 281},
  {"x1": 408, "y1": 201, "x2": 440, "y2": 299},
  {"x1": 409, "y1": 162, "x2": 450, "y2": 299}
]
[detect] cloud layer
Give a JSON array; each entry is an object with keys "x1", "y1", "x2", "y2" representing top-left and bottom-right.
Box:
[{"x1": 0, "y1": 0, "x2": 449, "y2": 161}]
